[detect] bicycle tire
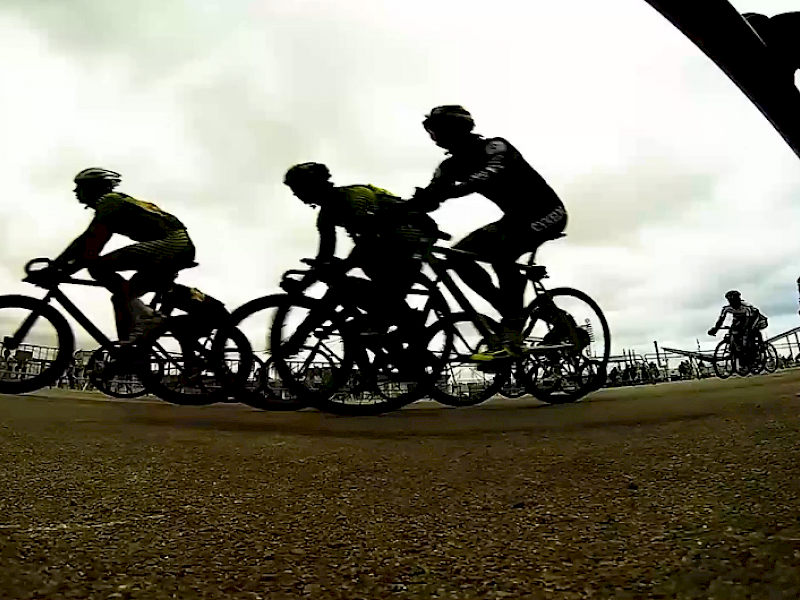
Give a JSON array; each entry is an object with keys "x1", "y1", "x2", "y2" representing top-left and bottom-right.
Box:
[
  {"x1": 713, "y1": 339, "x2": 734, "y2": 379},
  {"x1": 86, "y1": 344, "x2": 150, "y2": 399},
  {"x1": 227, "y1": 294, "x2": 307, "y2": 411},
  {"x1": 270, "y1": 295, "x2": 355, "y2": 410},
  {"x1": 764, "y1": 343, "x2": 779, "y2": 373},
  {"x1": 0, "y1": 294, "x2": 75, "y2": 394},
  {"x1": 324, "y1": 273, "x2": 454, "y2": 415},
  {"x1": 521, "y1": 287, "x2": 611, "y2": 404},
  {"x1": 428, "y1": 312, "x2": 511, "y2": 407},
  {"x1": 140, "y1": 317, "x2": 252, "y2": 405}
]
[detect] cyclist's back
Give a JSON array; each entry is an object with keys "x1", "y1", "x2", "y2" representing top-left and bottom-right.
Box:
[
  {"x1": 409, "y1": 105, "x2": 568, "y2": 361},
  {"x1": 323, "y1": 184, "x2": 435, "y2": 246},
  {"x1": 93, "y1": 192, "x2": 186, "y2": 242}
]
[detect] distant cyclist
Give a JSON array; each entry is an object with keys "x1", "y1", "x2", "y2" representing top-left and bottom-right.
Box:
[
  {"x1": 283, "y1": 162, "x2": 438, "y2": 332},
  {"x1": 708, "y1": 290, "x2": 768, "y2": 362},
  {"x1": 44, "y1": 168, "x2": 195, "y2": 342},
  {"x1": 409, "y1": 105, "x2": 567, "y2": 361},
  {"x1": 796, "y1": 275, "x2": 800, "y2": 314}
]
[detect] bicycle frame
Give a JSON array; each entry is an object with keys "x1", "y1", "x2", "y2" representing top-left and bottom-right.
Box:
[
  {"x1": 7, "y1": 276, "x2": 114, "y2": 351},
  {"x1": 422, "y1": 245, "x2": 552, "y2": 341},
  {"x1": 8, "y1": 257, "x2": 198, "y2": 353},
  {"x1": 280, "y1": 240, "x2": 576, "y2": 366}
]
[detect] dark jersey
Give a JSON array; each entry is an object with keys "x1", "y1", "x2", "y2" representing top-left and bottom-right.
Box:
[{"x1": 425, "y1": 136, "x2": 564, "y2": 221}]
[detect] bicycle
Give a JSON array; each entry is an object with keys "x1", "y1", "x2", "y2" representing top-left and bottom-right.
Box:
[
  {"x1": 243, "y1": 255, "x2": 454, "y2": 415},
  {"x1": 419, "y1": 232, "x2": 610, "y2": 406},
  {"x1": 713, "y1": 326, "x2": 777, "y2": 378},
  {"x1": 0, "y1": 258, "x2": 252, "y2": 404},
  {"x1": 268, "y1": 229, "x2": 610, "y2": 413}
]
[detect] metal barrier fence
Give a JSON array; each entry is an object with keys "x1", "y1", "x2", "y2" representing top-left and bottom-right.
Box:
[{"x1": 4, "y1": 330, "x2": 800, "y2": 395}]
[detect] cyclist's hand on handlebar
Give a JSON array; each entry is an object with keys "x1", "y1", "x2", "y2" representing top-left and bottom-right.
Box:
[
  {"x1": 707, "y1": 328, "x2": 717, "y2": 337},
  {"x1": 23, "y1": 265, "x2": 63, "y2": 286},
  {"x1": 300, "y1": 256, "x2": 342, "y2": 269}
]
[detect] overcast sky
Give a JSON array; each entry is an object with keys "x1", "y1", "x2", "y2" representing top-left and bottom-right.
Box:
[{"x1": 2, "y1": 0, "x2": 800, "y2": 360}]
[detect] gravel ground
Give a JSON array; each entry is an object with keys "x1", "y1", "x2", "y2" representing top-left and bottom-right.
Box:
[{"x1": 1, "y1": 372, "x2": 799, "y2": 599}]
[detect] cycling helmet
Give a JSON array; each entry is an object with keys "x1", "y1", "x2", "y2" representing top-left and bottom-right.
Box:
[
  {"x1": 283, "y1": 162, "x2": 331, "y2": 187},
  {"x1": 423, "y1": 105, "x2": 475, "y2": 133},
  {"x1": 74, "y1": 168, "x2": 122, "y2": 188},
  {"x1": 725, "y1": 290, "x2": 741, "y2": 301}
]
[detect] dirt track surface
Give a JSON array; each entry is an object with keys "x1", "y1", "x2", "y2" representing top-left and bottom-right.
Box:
[{"x1": 1, "y1": 373, "x2": 800, "y2": 600}]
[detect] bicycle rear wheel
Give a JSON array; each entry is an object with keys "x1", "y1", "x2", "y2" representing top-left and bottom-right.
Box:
[
  {"x1": 87, "y1": 344, "x2": 150, "y2": 398},
  {"x1": 0, "y1": 295, "x2": 74, "y2": 394},
  {"x1": 139, "y1": 317, "x2": 252, "y2": 405}
]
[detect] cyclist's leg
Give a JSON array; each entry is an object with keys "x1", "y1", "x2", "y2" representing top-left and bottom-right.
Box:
[
  {"x1": 87, "y1": 230, "x2": 195, "y2": 339},
  {"x1": 731, "y1": 325, "x2": 747, "y2": 362},
  {"x1": 451, "y1": 223, "x2": 505, "y2": 311},
  {"x1": 358, "y1": 244, "x2": 423, "y2": 331},
  {"x1": 498, "y1": 213, "x2": 567, "y2": 344}
]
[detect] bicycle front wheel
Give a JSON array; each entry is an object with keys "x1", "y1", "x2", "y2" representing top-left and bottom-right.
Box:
[
  {"x1": 764, "y1": 343, "x2": 779, "y2": 373},
  {"x1": 428, "y1": 312, "x2": 511, "y2": 407},
  {"x1": 713, "y1": 339, "x2": 734, "y2": 379},
  {"x1": 317, "y1": 274, "x2": 455, "y2": 416},
  {"x1": 227, "y1": 294, "x2": 307, "y2": 411},
  {"x1": 269, "y1": 296, "x2": 354, "y2": 409},
  {"x1": 0, "y1": 294, "x2": 75, "y2": 394},
  {"x1": 520, "y1": 287, "x2": 611, "y2": 404}
]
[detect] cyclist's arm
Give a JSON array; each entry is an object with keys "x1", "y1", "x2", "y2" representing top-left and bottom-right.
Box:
[
  {"x1": 406, "y1": 163, "x2": 461, "y2": 212},
  {"x1": 712, "y1": 306, "x2": 730, "y2": 330},
  {"x1": 447, "y1": 139, "x2": 509, "y2": 197},
  {"x1": 314, "y1": 210, "x2": 337, "y2": 263},
  {"x1": 53, "y1": 219, "x2": 112, "y2": 272}
]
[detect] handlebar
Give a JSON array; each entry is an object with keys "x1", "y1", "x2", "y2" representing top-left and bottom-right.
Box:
[
  {"x1": 280, "y1": 257, "x2": 354, "y2": 293},
  {"x1": 24, "y1": 257, "x2": 53, "y2": 275},
  {"x1": 22, "y1": 257, "x2": 104, "y2": 288},
  {"x1": 283, "y1": 269, "x2": 310, "y2": 279},
  {"x1": 300, "y1": 257, "x2": 342, "y2": 268}
]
